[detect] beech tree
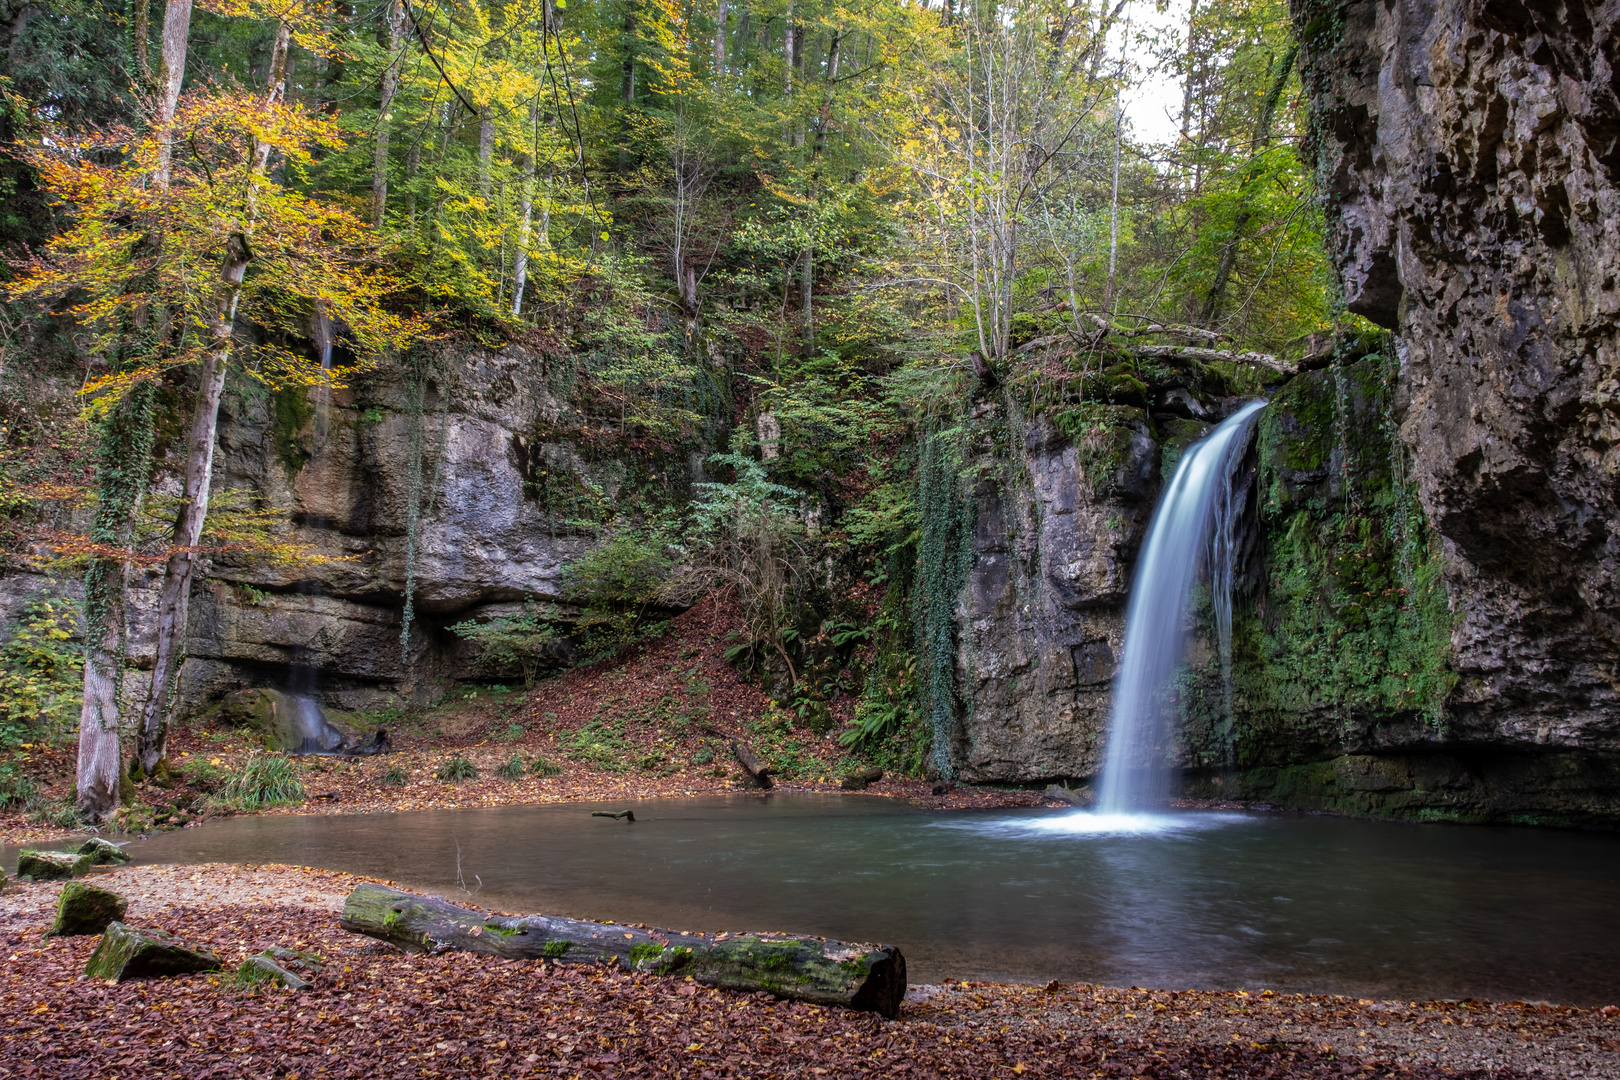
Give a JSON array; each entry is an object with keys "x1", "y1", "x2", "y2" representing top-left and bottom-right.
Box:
[{"x1": 11, "y1": 4, "x2": 416, "y2": 814}]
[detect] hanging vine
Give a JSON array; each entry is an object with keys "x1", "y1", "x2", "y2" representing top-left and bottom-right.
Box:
[{"x1": 912, "y1": 426, "x2": 976, "y2": 781}]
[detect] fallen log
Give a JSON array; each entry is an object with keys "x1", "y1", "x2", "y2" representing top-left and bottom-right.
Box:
[
  {"x1": 1044, "y1": 783, "x2": 1088, "y2": 808},
  {"x1": 339, "y1": 883, "x2": 905, "y2": 1018},
  {"x1": 1131, "y1": 344, "x2": 1296, "y2": 376},
  {"x1": 730, "y1": 740, "x2": 773, "y2": 789}
]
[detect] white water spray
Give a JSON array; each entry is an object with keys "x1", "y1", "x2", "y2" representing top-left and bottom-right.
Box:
[{"x1": 1095, "y1": 400, "x2": 1266, "y2": 814}]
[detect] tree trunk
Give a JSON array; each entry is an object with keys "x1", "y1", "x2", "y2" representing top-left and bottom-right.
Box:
[
  {"x1": 153, "y1": 0, "x2": 194, "y2": 185},
  {"x1": 510, "y1": 107, "x2": 541, "y2": 318},
  {"x1": 799, "y1": 246, "x2": 813, "y2": 350},
  {"x1": 80, "y1": 0, "x2": 193, "y2": 813},
  {"x1": 76, "y1": 385, "x2": 156, "y2": 820},
  {"x1": 713, "y1": 0, "x2": 727, "y2": 73},
  {"x1": 809, "y1": 27, "x2": 841, "y2": 160},
  {"x1": 340, "y1": 884, "x2": 905, "y2": 1018},
  {"x1": 783, "y1": 4, "x2": 794, "y2": 96},
  {"x1": 7, "y1": 4, "x2": 33, "y2": 73},
  {"x1": 478, "y1": 113, "x2": 494, "y2": 199},
  {"x1": 133, "y1": 24, "x2": 289, "y2": 775},
  {"x1": 1200, "y1": 43, "x2": 1298, "y2": 325},
  {"x1": 133, "y1": 233, "x2": 253, "y2": 775},
  {"x1": 371, "y1": 0, "x2": 406, "y2": 229}
]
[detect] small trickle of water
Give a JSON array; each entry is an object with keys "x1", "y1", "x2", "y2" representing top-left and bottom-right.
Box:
[
  {"x1": 286, "y1": 693, "x2": 345, "y2": 754},
  {"x1": 1096, "y1": 401, "x2": 1265, "y2": 814}
]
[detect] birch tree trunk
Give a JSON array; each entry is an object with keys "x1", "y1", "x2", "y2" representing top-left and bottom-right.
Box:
[
  {"x1": 478, "y1": 114, "x2": 494, "y2": 199},
  {"x1": 133, "y1": 22, "x2": 288, "y2": 776},
  {"x1": 153, "y1": 0, "x2": 193, "y2": 186},
  {"x1": 371, "y1": 0, "x2": 406, "y2": 229},
  {"x1": 510, "y1": 104, "x2": 541, "y2": 318},
  {"x1": 712, "y1": 0, "x2": 727, "y2": 73}
]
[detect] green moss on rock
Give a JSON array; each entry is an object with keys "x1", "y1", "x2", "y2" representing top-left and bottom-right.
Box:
[
  {"x1": 84, "y1": 922, "x2": 223, "y2": 982},
  {"x1": 50, "y1": 881, "x2": 129, "y2": 937},
  {"x1": 1179, "y1": 352, "x2": 1458, "y2": 778},
  {"x1": 78, "y1": 837, "x2": 131, "y2": 866},
  {"x1": 17, "y1": 849, "x2": 91, "y2": 881}
]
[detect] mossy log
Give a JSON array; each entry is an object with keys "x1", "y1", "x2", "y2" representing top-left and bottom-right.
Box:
[
  {"x1": 1045, "y1": 783, "x2": 1087, "y2": 807},
  {"x1": 340, "y1": 883, "x2": 905, "y2": 1018}
]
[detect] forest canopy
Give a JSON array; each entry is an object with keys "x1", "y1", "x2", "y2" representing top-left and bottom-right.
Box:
[{"x1": 0, "y1": 0, "x2": 1344, "y2": 817}]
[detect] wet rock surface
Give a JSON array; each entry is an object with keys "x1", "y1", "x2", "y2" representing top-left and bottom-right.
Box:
[
  {"x1": 956, "y1": 408, "x2": 1158, "y2": 783},
  {"x1": 76, "y1": 838, "x2": 131, "y2": 866}
]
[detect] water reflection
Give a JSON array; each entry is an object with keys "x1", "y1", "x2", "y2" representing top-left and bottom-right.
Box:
[{"x1": 14, "y1": 795, "x2": 1620, "y2": 1004}]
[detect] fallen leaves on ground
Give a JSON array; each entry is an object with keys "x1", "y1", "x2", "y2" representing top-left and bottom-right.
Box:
[{"x1": 3, "y1": 864, "x2": 1616, "y2": 1079}]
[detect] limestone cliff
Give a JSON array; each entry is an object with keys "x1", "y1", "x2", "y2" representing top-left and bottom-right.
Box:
[
  {"x1": 953, "y1": 0, "x2": 1620, "y2": 825},
  {"x1": 1296, "y1": 0, "x2": 1620, "y2": 750}
]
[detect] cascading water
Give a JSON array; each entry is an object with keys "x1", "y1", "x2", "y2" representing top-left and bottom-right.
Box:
[
  {"x1": 285, "y1": 690, "x2": 345, "y2": 754},
  {"x1": 1095, "y1": 400, "x2": 1266, "y2": 815}
]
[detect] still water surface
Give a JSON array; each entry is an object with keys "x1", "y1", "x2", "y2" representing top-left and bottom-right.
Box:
[{"x1": 22, "y1": 795, "x2": 1620, "y2": 1003}]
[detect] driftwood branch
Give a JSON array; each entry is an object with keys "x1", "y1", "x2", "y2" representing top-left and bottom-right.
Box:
[
  {"x1": 731, "y1": 740, "x2": 773, "y2": 789},
  {"x1": 1132, "y1": 344, "x2": 1296, "y2": 376},
  {"x1": 339, "y1": 883, "x2": 905, "y2": 1017},
  {"x1": 1085, "y1": 314, "x2": 1229, "y2": 346}
]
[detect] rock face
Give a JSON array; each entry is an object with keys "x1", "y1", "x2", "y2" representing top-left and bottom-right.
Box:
[
  {"x1": 952, "y1": 0, "x2": 1620, "y2": 827},
  {"x1": 954, "y1": 407, "x2": 1161, "y2": 782},
  {"x1": 1295, "y1": 0, "x2": 1620, "y2": 749},
  {"x1": 174, "y1": 346, "x2": 616, "y2": 713}
]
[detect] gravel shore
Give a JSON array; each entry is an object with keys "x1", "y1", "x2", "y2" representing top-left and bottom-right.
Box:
[{"x1": 3, "y1": 863, "x2": 1617, "y2": 1079}]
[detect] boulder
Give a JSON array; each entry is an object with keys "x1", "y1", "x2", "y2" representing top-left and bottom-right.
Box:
[
  {"x1": 236, "y1": 954, "x2": 312, "y2": 991},
  {"x1": 840, "y1": 767, "x2": 884, "y2": 791},
  {"x1": 17, "y1": 849, "x2": 91, "y2": 881},
  {"x1": 49, "y1": 881, "x2": 128, "y2": 937},
  {"x1": 262, "y1": 945, "x2": 326, "y2": 975},
  {"x1": 84, "y1": 922, "x2": 223, "y2": 982},
  {"x1": 78, "y1": 837, "x2": 132, "y2": 866}
]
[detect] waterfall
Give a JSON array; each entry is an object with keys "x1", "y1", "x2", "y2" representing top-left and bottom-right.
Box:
[
  {"x1": 1096, "y1": 400, "x2": 1265, "y2": 814},
  {"x1": 286, "y1": 691, "x2": 345, "y2": 754}
]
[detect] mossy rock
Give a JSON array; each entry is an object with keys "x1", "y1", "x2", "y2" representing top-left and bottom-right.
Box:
[
  {"x1": 17, "y1": 849, "x2": 92, "y2": 881},
  {"x1": 841, "y1": 767, "x2": 884, "y2": 790},
  {"x1": 1096, "y1": 363, "x2": 1149, "y2": 408},
  {"x1": 50, "y1": 881, "x2": 129, "y2": 937},
  {"x1": 0, "y1": 868, "x2": 7, "y2": 894},
  {"x1": 235, "y1": 954, "x2": 311, "y2": 991},
  {"x1": 1158, "y1": 417, "x2": 1213, "y2": 480},
  {"x1": 78, "y1": 837, "x2": 132, "y2": 866},
  {"x1": 203, "y1": 688, "x2": 305, "y2": 751},
  {"x1": 84, "y1": 922, "x2": 223, "y2": 982}
]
